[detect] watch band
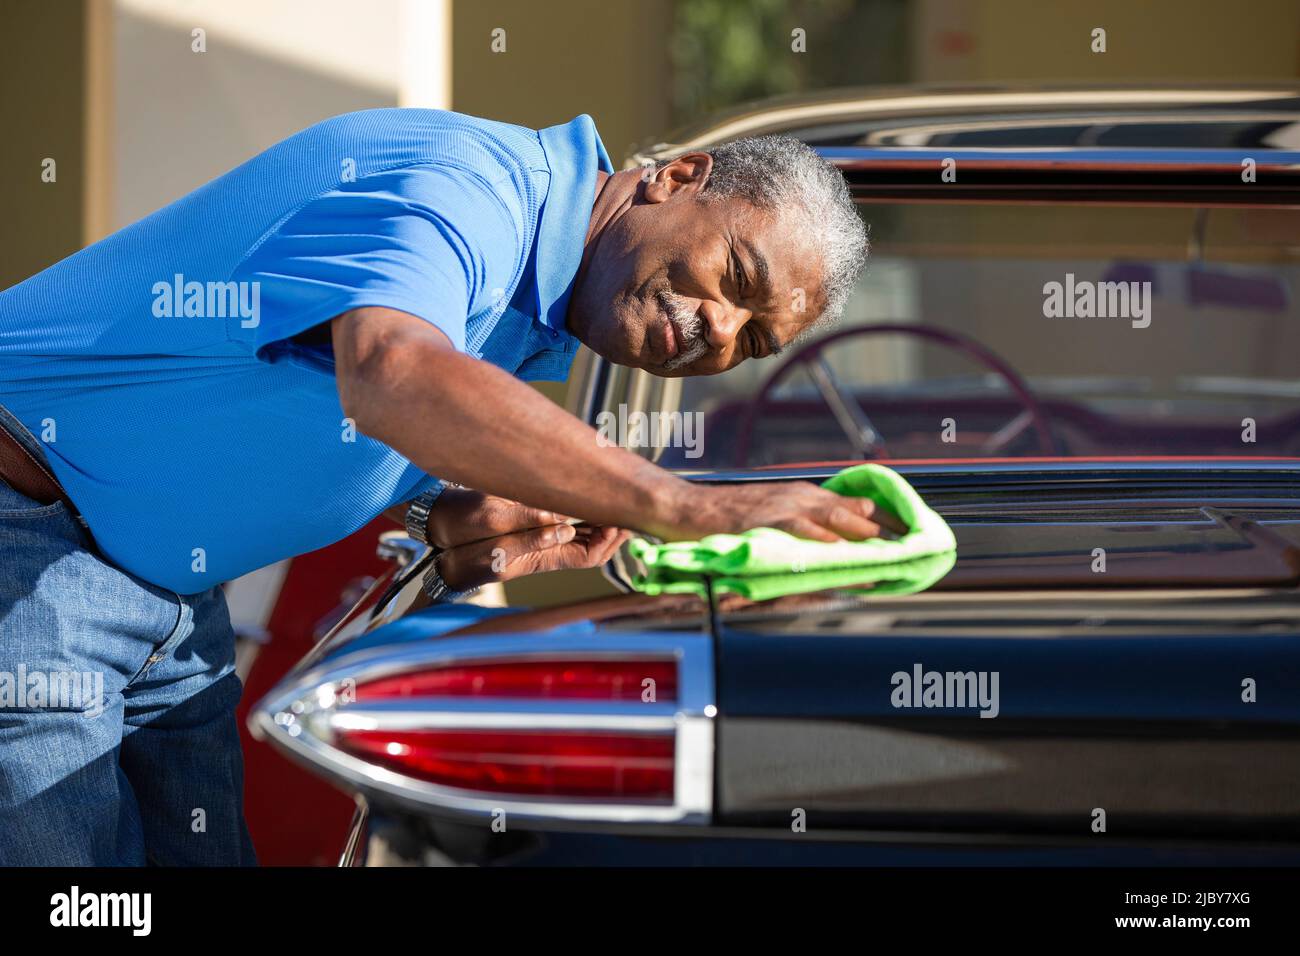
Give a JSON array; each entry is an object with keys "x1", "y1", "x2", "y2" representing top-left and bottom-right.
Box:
[
  {"x1": 421, "y1": 551, "x2": 479, "y2": 604},
  {"x1": 405, "y1": 481, "x2": 477, "y2": 603},
  {"x1": 404, "y1": 483, "x2": 447, "y2": 545}
]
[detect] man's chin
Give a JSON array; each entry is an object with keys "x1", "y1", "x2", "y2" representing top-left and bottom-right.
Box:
[
  {"x1": 579, "y1": 325, "x2": 688, "y2": 373},
  {"x1": 606, "y1": 350, "x2": 670, "y2": 375},
  {"x1": 593, "y1": 344, "x2": 653, "y2": 372},
  {"x1": 571, "y1": 329, "x2": 632, "y2": 367},
  {"x1": 633, "y1": 357, "x2": 673, "y2": 375}
]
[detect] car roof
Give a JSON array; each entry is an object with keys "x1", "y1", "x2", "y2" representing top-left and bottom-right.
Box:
[
  {"x1": 633, "y1": 83, "x2": 1300, "y2": 158},
  {"x1": 629, "y1": 84, "x2": 1300, "y2": 204}
]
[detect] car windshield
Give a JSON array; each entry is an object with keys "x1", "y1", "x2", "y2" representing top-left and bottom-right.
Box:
[{"x1": 663, "y1": 201, "x2": 1300, "y2": 469}]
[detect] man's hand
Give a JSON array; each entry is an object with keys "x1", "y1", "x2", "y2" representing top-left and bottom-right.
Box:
[
  {"x1": 438, "y1": 521, "x2": 632, "y2": 591},
  {"x1": 424, "y1": 486, "x2": 563, "y2": 551},
  {"x1": 413, "y1": 487, "x2": 631, "y2": 589},
  {"x1": 659, "y1": 481, "x2": 908, "y2": 544}
]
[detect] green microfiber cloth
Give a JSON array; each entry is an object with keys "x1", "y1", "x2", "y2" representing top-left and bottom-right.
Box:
[
  {"x1": 628, "y1": 464, "x2": 956, "y2": 599},
  {"x1": 635, "y1": 549, "x2": 956, "y2": 601}
]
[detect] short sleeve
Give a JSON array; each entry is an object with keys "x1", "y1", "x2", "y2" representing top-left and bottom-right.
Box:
[{"x1": 229, "y1": 163, "x2": 529, "y2": 364}]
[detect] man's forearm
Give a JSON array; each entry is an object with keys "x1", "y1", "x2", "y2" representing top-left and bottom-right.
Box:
[{"x1": 334, "y1": 308, "x2": 694, "y2": 536}]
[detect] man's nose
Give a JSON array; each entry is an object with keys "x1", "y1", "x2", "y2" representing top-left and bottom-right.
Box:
[{"x1": 700, "y1": 299, "x2": 748, "y2": 350}]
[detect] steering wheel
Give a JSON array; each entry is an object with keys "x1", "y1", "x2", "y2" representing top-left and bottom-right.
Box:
[{"x1": 732, "y1": 323, "x2": 1061, "y2": 466}]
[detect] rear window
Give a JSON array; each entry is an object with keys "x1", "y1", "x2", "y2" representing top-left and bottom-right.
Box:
[{"x1": 665, "y1": 202, "x2": 1300, "y2": 469}]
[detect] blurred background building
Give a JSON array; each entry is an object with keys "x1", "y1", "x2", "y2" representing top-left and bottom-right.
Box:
[{"x1": 3, "y1": 0, "x2": 1299, "y2": 605}]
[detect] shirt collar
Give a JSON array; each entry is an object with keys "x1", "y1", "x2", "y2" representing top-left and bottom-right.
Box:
[{"x1": 533, "y1": 115, "x2": 614, "y2": 334}]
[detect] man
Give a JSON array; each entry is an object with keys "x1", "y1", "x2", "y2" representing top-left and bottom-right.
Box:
[{"x1": 0, "y1": 109, "x2": 888, "y2": 865}]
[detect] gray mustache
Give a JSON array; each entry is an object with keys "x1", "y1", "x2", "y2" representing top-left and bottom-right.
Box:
[{"x1": 658, "y1": 291, "x2": 710, "y2": 370}]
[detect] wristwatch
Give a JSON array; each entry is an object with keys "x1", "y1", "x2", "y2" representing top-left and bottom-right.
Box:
[
  {"x1": 421, "y1": 551, "x2": 478, "y2": 604},
  {"x1": 403, "y1": 482, "x2": 477, "y2": 603},
  {"x1": 404, "y1": 484, "x2": 447, "y2": 545}
]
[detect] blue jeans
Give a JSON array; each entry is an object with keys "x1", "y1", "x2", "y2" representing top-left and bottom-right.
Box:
[{"x1": 0, "y1": 405, "x2": 256, "y2": 865}]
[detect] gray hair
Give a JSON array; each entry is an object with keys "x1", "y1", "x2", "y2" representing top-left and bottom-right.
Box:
[{"x1": 679, "y1": 135, "x2": 868, "y2": 330}]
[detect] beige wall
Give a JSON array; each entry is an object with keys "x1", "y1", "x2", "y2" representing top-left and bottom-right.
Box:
[
  {"x1": 913, "y1": 0, "x2": 1300, "y2": 83},
  {"x1": 0, "y1": 1, "x2": 90, "y2": 289},
  {"x1": 113, "y1": 0, "x2": 406, "y2": 230},
  {"x1": 452, "y1": 0, "x2": 674, "y2": 170}
]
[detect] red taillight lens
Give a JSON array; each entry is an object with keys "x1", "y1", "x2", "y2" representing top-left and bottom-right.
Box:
[
  {"x1": 354, "y1": 660, "x2": 677, "y2": 703},
  {"x1": 335, "y1": 729, "x2": 675, "y2": 799}
]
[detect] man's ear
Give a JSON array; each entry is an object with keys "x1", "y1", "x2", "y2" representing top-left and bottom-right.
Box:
[{"x1": 643, "y1": 152, "x2": 713, "y2": 203}]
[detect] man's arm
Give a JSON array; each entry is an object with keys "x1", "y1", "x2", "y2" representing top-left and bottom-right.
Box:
[{"x1": 332, "y1": 307, "x2": 902, "y2": 543}]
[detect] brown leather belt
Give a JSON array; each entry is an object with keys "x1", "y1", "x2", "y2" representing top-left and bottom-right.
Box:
[{"x1": 0, "y1": 421, "x2": 76, "y2": 512}]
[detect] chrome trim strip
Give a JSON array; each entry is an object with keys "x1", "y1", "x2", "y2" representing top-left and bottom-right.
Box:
[
  {"x1": 326, "y1": 709, "x2": 679, "y2": 732},
  {"x1": 338, "y1": 799, "x2": 368, "y2": 867},
  {"x1": 665, "y1": 460, "x2": 1300, "y2": 482}
]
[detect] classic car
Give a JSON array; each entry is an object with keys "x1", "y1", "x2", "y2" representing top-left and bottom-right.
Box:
[{"x1": 249, "y1": 85, "x2": 1300, "y2": 866}]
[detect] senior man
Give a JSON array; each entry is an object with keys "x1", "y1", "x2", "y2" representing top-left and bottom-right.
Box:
[{"x1": 0, "y1": 109, "x2": 888, "y2": 865}]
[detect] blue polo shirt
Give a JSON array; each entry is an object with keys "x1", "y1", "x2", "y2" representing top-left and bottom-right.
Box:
[{"x1": 0, "y1": 109, "x2": 613, "y2": 593}]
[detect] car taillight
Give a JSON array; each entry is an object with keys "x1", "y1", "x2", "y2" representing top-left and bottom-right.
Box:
[
  {"x1": 355, "y1": 659, "x2": 677, "y2": 702},
  {"x1": 335, "y1": 729, "x2": 675, "y2": 798},
  {"x1": 251, "y1": 634, "x2": 714, "y2": 824}
]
